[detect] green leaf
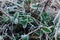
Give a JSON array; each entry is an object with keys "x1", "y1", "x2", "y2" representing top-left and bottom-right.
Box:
[
  {"x1": 28, "y1": 17, "x2": 34, "y2": 22},
  {"x1": 30, "y1": 3, "x2": 39, "y2": 9},
  {"x1": 13, "y1": 12, "x2": 19, "y2": 24},
  {"x1": 58, "y1": 37, "x2": 60, "y2": 40},
  {"x1": 21, "y1": 35, "x2": 29, "y2": 40},
  {"x1": 41, "y1": 27, "x2": 52, "y2": 34},
  {"x1": 41, "y1": 12, "x2": 51, "y2": 22},
  {"x1": 14, "y1": 18, "x2": 18, "y2": 24},
  {"x1": 19, "y1": 16, "x2": 28, "y2": 28},
  {"x1": 20, "y1": 19, "x2": 28, "y2": 28},
  {"x1": 2, "y1": 15, "x2": 9, "y2": 22},
  {"x1": 35, "y1": 29, "x2": 43, "y2": 36},
  {"x1": 19, "y1": 15, "x2": 34, "y2": 28},
  {"x1": 24, "y1": 0, "x2": 32, "y2": 3},
  {"x1": 13, "y1": 12, "x2": 19, "y2": 19},
  {"x1": 10, "y1": 17, "x2": 14, "y2": 22}
]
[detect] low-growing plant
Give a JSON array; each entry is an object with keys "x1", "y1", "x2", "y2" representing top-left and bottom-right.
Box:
[{"x1": 0, "y1": 0, "x2": 60, "y2": 40}]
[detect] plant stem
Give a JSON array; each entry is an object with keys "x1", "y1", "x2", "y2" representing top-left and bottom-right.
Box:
[{"x1": 27, "y1": 25, "x2": 42, "y2": 35}]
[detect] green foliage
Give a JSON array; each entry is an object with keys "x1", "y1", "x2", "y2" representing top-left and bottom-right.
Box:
[
  {"x1": 24, "y1": 0, "x2": 32, "y2": 3},
  {"x1": 30, "y1": 3, "x2": 39, "y2": 9},
  {"x1": 41, "y1": 12, "x2": 51, "y2": 22},
  {"x1": 19, "y1": 17, "x2": 28, "y2": 28},
  {"x1": 13, "y1": 12, "x2": 19, "y2": 24},
  {"x1": 13, "y1": 12, "x2": 19, "y2": 19},
  {"x1": 41, "y1": 27, "x2": 52, "y2": 34},
  {"x1": 2, "y1": 15, "x2": 9, "y2": 22},
  {"x1": 0, "y1": 0, "x2": 56, "y2": 40},
  {"x1": 21, "y1": 35, "x2": 29, "y2": 40},
  {"x1": 19, "y1": 15, "x2": 34, "y2": 28},
  {"x1": 35, "y1": 26, "x2": 52, "y2": 35},
  {"x1": 35, "y1": 29, "x2": 43, "y2": 36},
  {"x1": 14, "y1": 18, "x2": 18, "y2": 24}
]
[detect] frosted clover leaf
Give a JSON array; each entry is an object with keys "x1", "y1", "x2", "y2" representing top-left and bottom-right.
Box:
[
  {"x1": 14, "y1": 18, "x2": 18, "y2": 24},
  {"x1": 2, "y1": 15, "x2": 9, "y2": 22},
  {"x1": 21, "y1": 35, "x2": 29, "y2": 40},
  {"x1": 41, "y1": 27, "x2": 52, "y2": 34},
  {"x1": 19, "y1": 15, "x2": 34, "y2": 28},
  {"x1": 13, "y1": 12, "x2": 19, "y2": 19},
  {"x1": 30, "y1": 3, "x2": 39, "y2": 9},
  {"x1": 13, "y1": 12, "x2": 19, "y2": 24}
]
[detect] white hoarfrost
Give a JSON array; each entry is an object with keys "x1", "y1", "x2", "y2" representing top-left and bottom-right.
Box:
[{"x1": 0, "y1": 36, "x2": 4, "y2": 40}]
